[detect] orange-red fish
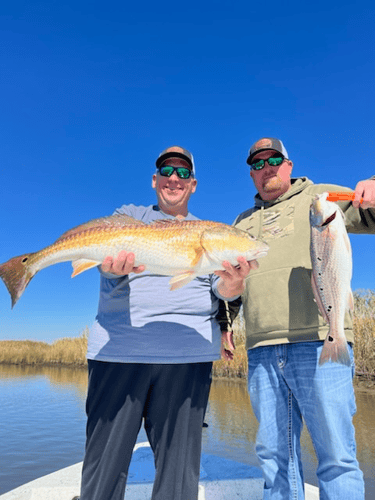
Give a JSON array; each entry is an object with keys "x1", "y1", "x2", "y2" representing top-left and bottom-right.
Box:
[
  {"x1": 0, "y1": 214, "x2": 269, "y2": 307},
  {"x1": 310, "y1": 192, "x2": 353, "y2": 366}
]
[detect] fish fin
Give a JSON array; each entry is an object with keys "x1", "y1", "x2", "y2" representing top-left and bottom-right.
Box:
[
  {"x1": 151, "y1": 219, "x2": 184, "y2": 227},
  {"x1": 169, "y1": 271, "x2": 195, "y2": 291},
  {"x1": 57, "y1": 214, "x2": 144, "y2": 241},
  {"x1": 0, "y1": 253, "x2": 37, "y2": 308},
  {"x1": 348, "y1": 289, "x2": 354, "y2": 312},
  {"x1": 311, "y1": 273, "x2": 329, "y2": 323},
  {"x1": 319, "y1": 333, "x2": 351, "y2": 366},
  {"x1": 71, "y1": 259, "x2": 101, "y2": 277},
  {"x1": 191, "y1": 247, "x2": 205, "y2": 268}
]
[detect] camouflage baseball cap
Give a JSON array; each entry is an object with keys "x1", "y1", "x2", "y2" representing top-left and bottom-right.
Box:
[
  {"x1": 246, "y1": 138, "x2": 289, "y2": 165},
  {"x1": 156, "y1": 145, "x2": 195, "y2": 175}
]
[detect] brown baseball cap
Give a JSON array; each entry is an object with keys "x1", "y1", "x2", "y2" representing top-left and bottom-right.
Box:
[
  {"x1": 247, "y1": 137, "x2": 289, "y2": 165},
  {"x1": 156, "y1": 145, "x2": 195, "y2": 174}
]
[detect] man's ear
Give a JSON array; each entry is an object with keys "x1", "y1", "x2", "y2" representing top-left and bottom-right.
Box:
[{"x1": 152, "y1": 174, "x2": 157, "y2": 189}]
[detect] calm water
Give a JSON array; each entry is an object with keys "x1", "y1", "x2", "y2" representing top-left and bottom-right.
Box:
[{"x1": 0, "y1": 364, "x2": 374, "y2": 498}]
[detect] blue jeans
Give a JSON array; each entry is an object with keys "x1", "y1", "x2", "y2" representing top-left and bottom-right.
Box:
[{"x1": 247, "y1": 342, "x2": 364, "y2": 500}]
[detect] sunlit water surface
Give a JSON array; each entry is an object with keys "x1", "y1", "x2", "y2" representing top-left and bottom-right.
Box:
[{"x1": 0, "y1": 364, "x2": 374, "y2": 498}]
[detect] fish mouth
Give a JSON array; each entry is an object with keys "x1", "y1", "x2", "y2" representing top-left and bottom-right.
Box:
[{"x1": 321, "y1": 211, "x2": 337, "y2": 227}]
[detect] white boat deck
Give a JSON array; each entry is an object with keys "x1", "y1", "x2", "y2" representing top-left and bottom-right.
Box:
[{"x1": 0, "y1": 442, "x2": 319, "y2": 500}]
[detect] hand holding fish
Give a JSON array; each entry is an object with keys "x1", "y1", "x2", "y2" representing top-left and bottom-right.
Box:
[
  {"x1": 221, "y1": 330, "x2": 236, "y2": 361},
  {"x1": 0, "y1": 215, "x2": 269, "y2": 307},
  {"x1": 101, "y1": 250, "x2": 146, "y2": 276},
  {"x1": 215, "y1": 256, "x2": 259, "y2": 299},
  {"x1": 352, "y1": 180, "x2": 375, "y2": 209}
]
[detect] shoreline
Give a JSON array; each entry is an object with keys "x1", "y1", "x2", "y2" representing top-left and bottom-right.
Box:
[{"x1": 1, "y1": 360, "x2": 374, "y2": 391}]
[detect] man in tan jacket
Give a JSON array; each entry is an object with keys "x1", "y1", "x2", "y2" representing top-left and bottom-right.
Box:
[{"x1": 222, "y1": 137, "x2": 375, "y2": 500}]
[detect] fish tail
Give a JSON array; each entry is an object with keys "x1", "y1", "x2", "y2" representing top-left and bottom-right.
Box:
[
  {"x1": 319, "y1": 332, "x2": 351, "y2": 366},
  {"x1": 0, "y1": 253, "x2": 37, "y2": 308}
]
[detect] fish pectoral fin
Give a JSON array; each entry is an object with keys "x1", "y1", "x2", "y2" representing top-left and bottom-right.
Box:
[
  {"x1": 348, "y1": 289, "x2": 354, "y2": 312},
  {"x1": 71, "y1": 259, "x2": 101, "y2": 277},
  {"x1": 169, "y1": 271, "x2": 196, "y2": 291},
  {"x1": 191, "y1": 246, "x2": 204, "y2": 268}
]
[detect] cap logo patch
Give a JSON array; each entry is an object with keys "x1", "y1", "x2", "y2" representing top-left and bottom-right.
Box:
[{"x1": 255, "y1": 138, "x2": 273, "y2": 150}]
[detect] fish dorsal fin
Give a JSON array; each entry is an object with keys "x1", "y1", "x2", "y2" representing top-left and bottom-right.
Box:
[
  {"x1": 150, "y1": 219, "x2": 184, "y2": 227},
  {"x1": 56, "y1": 214, "x2": 144, "y2": 241}
]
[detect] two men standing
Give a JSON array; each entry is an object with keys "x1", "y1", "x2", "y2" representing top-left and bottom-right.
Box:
[{"x1": 78, "y1": 139, "x2": 375, "y2": 500}]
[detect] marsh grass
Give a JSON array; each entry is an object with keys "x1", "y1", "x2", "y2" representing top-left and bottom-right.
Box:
[
  {"x1": 0, "y1": 328, "x2": 89, "y2": 367},
  {"x1": 353, "y1": 290, "x2": 375, "y2": 382},
  {"x1": 1, "y1": 292, "x2": 375, "y2": 382}
]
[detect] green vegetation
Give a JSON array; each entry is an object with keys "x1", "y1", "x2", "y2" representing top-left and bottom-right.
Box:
[{"x1": 1, "y1": 291, "x2": 375, "y2": 383}]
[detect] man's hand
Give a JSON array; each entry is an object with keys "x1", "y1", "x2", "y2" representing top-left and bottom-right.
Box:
[
  {"x1": 353, "y1": 180, "x2": 375, "y2": 209},
  {"x1": 215, "y1": 257, "x2": 258, "y2": 299},
  {"x1": 101, "y1": 250, "x2": 145, "y2": 276},
  {"x1": 221, "y1": 331, "x2": 235, "y2": 361}
]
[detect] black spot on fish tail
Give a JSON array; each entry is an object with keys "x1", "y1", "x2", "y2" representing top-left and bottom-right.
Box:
[{"x1": 328, "y1": 335, "x2": 334, "y2": 342}]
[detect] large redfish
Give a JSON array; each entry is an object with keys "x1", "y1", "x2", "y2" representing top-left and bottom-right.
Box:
[
  {"x1": 0, "y1": 214, "x2": 269, "y2": 308},
  {"x1": 310, "y1": 192, "x2": 353, "y2": 366}
]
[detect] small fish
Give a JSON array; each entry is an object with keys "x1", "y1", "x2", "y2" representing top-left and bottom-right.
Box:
[
  {"x1": 310, "y1": 192, "x2": 353, "y2": 366},
  {"x1": 0, "y1": 214, "x2": 269, "y2": 308}
]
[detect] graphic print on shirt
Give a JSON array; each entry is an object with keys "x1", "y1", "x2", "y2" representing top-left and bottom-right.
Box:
[{"x1": 244, "y1": 204, "x2": 295, "y2": 241}]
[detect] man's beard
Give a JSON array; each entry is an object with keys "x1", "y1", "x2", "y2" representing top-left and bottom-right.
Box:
[{"x1": 262, "y1": 175, "x2": 281, "y2": 192}]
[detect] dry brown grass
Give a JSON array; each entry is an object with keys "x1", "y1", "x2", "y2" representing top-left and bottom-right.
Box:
[
  {"x1": 353, "y1": 290, "x2": 375, "y2": 381},
  {"x1": 1, "y1": 293, "x2": 375, "y2": 382},
  {"x1": 0, "y1": 328, "x2": 88, "y2": 367}
]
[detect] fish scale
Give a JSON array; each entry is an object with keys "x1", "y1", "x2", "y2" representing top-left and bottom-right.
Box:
[{"x1": 0, "y1": 213, "x2": 269, "y2": 308}]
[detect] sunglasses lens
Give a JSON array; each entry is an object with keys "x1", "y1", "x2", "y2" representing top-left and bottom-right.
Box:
[
  {"x1": 159, "y1": 166, "x2": 174, "y2": 177},
  {"x1": 268, "y1": 156, "x2": 284, "y2": 166},
  {"x1": 176, "y1": 168, "x2": 191, "y2": 179},
  {"x1": 252, "y1": 159, "x2": 265, "y2": 170}
]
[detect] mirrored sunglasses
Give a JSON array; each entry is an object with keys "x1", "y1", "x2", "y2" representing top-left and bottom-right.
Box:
[
  {"x1": 158, "y1": 165, "x2": 193, "y2": 179},
  {"x1": 251, "y1": 155, "x2": 285, "y2": 171}
]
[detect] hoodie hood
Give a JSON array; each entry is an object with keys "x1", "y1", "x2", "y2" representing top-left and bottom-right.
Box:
[{"x1": 254, "y1": 177, "x2": 314, "y2": 209}]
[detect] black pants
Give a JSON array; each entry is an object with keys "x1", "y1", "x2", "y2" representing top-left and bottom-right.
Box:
[{"x1": 80, "y1": 360, "x2": 212, "y2": 500}]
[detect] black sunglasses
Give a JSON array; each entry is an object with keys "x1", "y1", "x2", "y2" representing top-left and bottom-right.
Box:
[
  {"x1": 250, "y1": 155, "x2": 285, "y2": 171},
  {"x1": 158, "y1": 165, "x2": 193, "y2": 179}
]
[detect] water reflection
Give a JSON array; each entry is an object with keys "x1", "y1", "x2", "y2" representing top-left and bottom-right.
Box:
[
  {"x1": 0, "y1": 365, "x2": 374, "y2": 499},
  {"x1": 204, "y1": 379, "x2": 375, "y2": 498}
]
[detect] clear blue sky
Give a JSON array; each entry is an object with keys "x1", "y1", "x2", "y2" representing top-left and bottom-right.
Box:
[{"x1": 1, "y1": 0, "x2": 374, "y2": 342}]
